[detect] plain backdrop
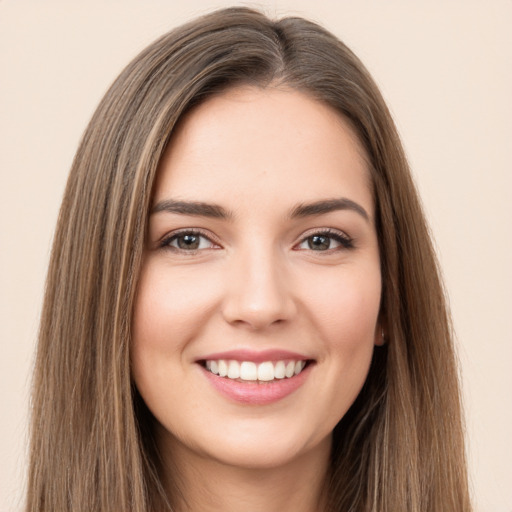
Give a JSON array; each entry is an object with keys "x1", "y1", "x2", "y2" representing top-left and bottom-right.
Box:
[{"x1": 1, "y1": 1, "x2": 511, "y2": 511}]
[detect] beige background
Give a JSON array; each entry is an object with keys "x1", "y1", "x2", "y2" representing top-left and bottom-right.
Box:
[{"x1": 1, "y1": 1, "x2": 511, "y2": 510}]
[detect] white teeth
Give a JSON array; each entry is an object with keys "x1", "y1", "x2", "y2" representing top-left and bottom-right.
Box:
[
  {"x1": 274, "y1": 361, "x2": 286, "y2": 379},
  {"x1": 285, "y1": 361, "x2": 295, "y2": 378},
  {"x1": 218, "y1": 360, "x2": 228, "y2": 377},
  {"x1": 257, "y1": 362, "x2": 274, "y2": 381},
  {"x1": 294, "y1": 360, "x2": 305, "y2": 375},
  {"x1": 205, "y1": 359, "x2": 308, "y2": 381},
  {"x1": 227, "y1": 360, "x2": 240, "y2": 379},
  {"x1": 240, "y1": 361, "x2": 257, "y2": 381}
]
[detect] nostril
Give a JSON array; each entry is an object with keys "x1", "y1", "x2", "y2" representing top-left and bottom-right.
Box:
[{"x1": 221, "y1": 299, "x2": 297, "y2": 330}]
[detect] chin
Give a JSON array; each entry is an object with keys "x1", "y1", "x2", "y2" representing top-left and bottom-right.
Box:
[{"x1": 164, "y1": 415, "x2": 334, "y2": 472}]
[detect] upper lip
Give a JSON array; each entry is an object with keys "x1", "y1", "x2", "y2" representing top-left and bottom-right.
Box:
[{"x1": 196, "y1": 349, "x2": 311, "y2": 364}]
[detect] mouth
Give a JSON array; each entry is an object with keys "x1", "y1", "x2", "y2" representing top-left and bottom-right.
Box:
[
  {"x1": 200, "y1": 358, "x2": 312, "y2": 383},
  {"x1": 197, "y1": 351, "x2": 315, "y2": 404}
]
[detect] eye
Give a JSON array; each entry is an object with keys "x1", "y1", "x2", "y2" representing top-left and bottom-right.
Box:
[
  {"x1": 295, "y1": 229, "x2": 353, "y2": 251},
  {"x1": 160, "y1": 230, "x2": 219, "y2": 252}
]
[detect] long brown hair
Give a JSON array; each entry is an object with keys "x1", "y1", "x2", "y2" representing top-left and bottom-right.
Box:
[{"x1": 26, "y1": 7, "x2": 471, "y2": 511}]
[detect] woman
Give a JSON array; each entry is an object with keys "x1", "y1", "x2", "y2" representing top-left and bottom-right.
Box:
[{"x1": 26, "y1": 7, "x2": 472, "y2": 511}]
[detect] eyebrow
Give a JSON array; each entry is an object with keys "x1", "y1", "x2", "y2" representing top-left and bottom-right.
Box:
[
  {"x1": 151, "y1": 199, "x2": 232, "y2": 219},
  {"x1": 151, "y1": 197, "x2": 370, "y2": 222},
  {"x1": 289, "y1": 198, "x2": 370, "y2": 222}
]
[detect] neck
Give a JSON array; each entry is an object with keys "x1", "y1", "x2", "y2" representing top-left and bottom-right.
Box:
[{"x1": 158, "y1": 431, "x2": 331, "y2": 512}]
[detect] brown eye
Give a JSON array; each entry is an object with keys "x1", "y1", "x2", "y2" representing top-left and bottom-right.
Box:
[
  {"x1": 296, "y1": 230, "x2": 354, "y2": 252},
  {"x1": 176, "y1": 234, "x2": 200, "y2": 250},
  {"x1": 308, "y1": 235, "x2": 331, "y2": 250},
  {"x1": 162, "y1": 231, "x2": 217, "y2": 252}
]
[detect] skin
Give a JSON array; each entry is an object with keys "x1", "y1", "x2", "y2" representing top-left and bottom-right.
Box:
[{"x1": 132, "y1": 86, "x2": 383, "y2": 512}]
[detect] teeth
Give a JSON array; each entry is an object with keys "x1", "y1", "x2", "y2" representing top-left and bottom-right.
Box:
[
  {"x1": 218, "y1": 360, "x2": 228, "y2": 377},
  {"x1": 274, "y1": 361, "x2": 285, "y2": 379},
  {"x1": 227, "y1": 360, "x2": 240, "y2": 379},
  {"x1": 205, "y1": 359, "x2": 308, "y2": 381},
  {"x1": 294, "y1": 360, "x2": 305, "y2": 375},
  {"x1": 240, "y1": 361, "x2": 257, "y2": 381},
  {"x1": 257, "y1": 362, "x2": 274, "y2": 381}
]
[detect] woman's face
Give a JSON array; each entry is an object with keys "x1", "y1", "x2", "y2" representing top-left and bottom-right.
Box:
[{"x1": 132, "y1": 86, "x2": 382, "y2": 471}]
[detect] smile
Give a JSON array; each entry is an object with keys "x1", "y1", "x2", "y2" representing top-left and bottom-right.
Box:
[
  {"x1": 199, "y1": 352, "x2": 313, "y2": 404},
  {"x1": 205, "y1": 359, "x2": 307, "y2": 382}
]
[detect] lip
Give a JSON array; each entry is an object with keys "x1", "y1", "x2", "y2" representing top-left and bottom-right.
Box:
[
  {"x1": 197, "y1": 349, "x2": 314, "y2": 405},
  {"x1": 196, "y1": 349, "x2": 310, "y2": 364}
]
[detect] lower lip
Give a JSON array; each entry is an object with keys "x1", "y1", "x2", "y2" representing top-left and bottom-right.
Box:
[{"x1": 201, "y1": 364, "x2": 312, "y2": 405}]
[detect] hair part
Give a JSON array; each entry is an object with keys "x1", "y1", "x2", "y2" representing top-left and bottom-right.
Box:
[{"x1": 26, "y1": 7, "x2": 471, "y2": 511}]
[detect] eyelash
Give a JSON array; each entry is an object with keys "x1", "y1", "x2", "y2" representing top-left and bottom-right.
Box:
[{"x1": 158, "y1": 228, "x2": 354, "y2": 253}]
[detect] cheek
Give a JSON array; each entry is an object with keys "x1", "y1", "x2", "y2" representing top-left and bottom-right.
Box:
[
  {"x1": 132, "y1": 260, "x2": 220, "y2": 355},
  {"x1": 301, "y1": 264, "x2": 381, "y2": 411},
  {"x1": 130, "y1": 261, "x2": 216, "y2": 426},
  {"x1": 306, "y1": 265, "x2": 382, "y2": 344},
  {"x1": 131, "y1": 262, "x2": 199, "y2": 400}
]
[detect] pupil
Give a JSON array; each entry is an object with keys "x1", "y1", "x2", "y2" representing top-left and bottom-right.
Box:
[
  {"x1": 309, "y1": 235, "x2": 329, "y2": 250},
  {"x1": 178, "y1": 234, "x2": 199, "y2": 249}
]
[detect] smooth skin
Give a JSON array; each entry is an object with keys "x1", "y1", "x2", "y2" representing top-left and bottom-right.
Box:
[{"x1": 132, "y1": 86, "x2": 383, "y2": 512}]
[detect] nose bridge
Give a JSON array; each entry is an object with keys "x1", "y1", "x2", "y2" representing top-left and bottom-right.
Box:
[{"x1": 222, "y1": 240, "x2": 296, "y2": 329}]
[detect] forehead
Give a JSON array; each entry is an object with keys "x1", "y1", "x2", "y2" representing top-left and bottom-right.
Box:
[{"x1": 154, "y1": 86, "x2": 373, "y2": 218}]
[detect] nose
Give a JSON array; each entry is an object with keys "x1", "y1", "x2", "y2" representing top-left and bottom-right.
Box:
[{"x1": 221, "y1": 246, "x2": 297, "y2": 330}]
